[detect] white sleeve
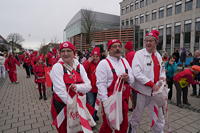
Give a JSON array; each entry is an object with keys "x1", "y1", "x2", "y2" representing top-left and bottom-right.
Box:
[
  {"x1": 50, "y1": 63, "x2": 72, "y2": 104},
  {"x1": 123, "y1": 58, "x2": 135, "y2": 87},
  {"x1": 75, "y1": 64, "x2": 92, "y2": 94},
  {"x1": 159, "y1": 56, "x2": 166, "y2": 79},
  {"x1": 96, "y1": 60, "x2": 109, "y2": 102},
  {"x1": 132, "y1": 52, "x2": 151, "y2": 84}
]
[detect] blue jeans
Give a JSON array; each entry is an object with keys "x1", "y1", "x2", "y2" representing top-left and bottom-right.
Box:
[
  {"x1": 86, "y1": 92, "x2": 97, "y2": 108},
  {"x1": 86, "y1": 92, "x2": 98, "y2": 119}
]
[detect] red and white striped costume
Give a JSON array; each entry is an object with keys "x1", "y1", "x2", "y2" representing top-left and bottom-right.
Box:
[{"x1": 50, "y1": 58, "x2": 91, "y2": 133}]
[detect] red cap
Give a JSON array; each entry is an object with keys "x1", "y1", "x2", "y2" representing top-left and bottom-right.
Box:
[
  {"x1": 192, "y1": 65, "x2": 200, "y2": 72},
  {"x1": 91, "y1": 47, "x2": 100, "y2": 57},
  {"x1": 59, "y1": 41, "x2": 75, "y2": 52},
  {"x1": 107, "y1": 39, "x2": 122, "y2": 50},
  {"x1": 124, "y1": 41, "x2": 133, "y2": 50},
  {"x1": 145, "y1": 30, "x2": 160, "y2": 41}
]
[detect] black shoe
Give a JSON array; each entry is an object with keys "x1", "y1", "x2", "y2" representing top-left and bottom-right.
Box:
[
  {"x1": 197, "y1": 95, "x2": 200, "y2": 98},
  {"x1": 15, "y1": 81, "x2": 19, "y2": 84},
  {"x1": 183, "y1": 102, "x2": 191, "y2": 106},
  {"x1": 43, "y1": 96, "x2": 47, "y2": 100},
  {"x1": 177, "y1": 104, "x2": 183, "y2": 108},
  {"x1": 39, "y1": 96, "x2": 42, "y2": 100}
]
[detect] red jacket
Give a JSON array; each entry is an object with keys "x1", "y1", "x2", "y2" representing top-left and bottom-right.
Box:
[
  {"x1": 83, "y1": 60, "x2": 99, "y2": 93},
  {"x1": 125, "y1": 50, "x2": 135, "y2": 67},
  {"x1": 33, "y1": 63, "x2": 46, "y2": 83},
  {"x1": 4, "y1": 56, "x2": 20, "y2": 71},
  {"x1": 173, "y1": 69, "x2": 198, "y2": 85},
  {"x1": 24, "y1": 57, "x2": 31, "y2": 66}
]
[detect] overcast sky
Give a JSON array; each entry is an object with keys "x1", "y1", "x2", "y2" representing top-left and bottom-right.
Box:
[{"x1": 0, "y1": 0, "x2": 121, "y2": 50}]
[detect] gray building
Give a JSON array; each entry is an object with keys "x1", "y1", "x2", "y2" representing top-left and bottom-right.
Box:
[
  {"x1": 120, "y1": 0, "x2": 200, "y2": 54},
  {"x1": 63, "y1": 9, "x2": 120, "y2": 42}
]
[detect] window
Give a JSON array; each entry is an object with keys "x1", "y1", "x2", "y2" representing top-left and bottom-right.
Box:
[
  {"x1": 158, "y1": 28, "x2": 163, "y2": 51},
  {"x1": 152, "y1": 10, "x2": 157, "y2": 20},
  {"x1": 126, "y1": 19, "x2": 129, "y2": 26},
  {"x1": 185, "y1": 0, "x2": 193, "y2": 11},
  {"x1": 184, "y1": 20, "x2": 192, "y2": 47},
  {"x1": 135, "y1": 1, "x2": 139, "y2": 10},
  {"x1": 145, "y1": 12, "x2": 150, "y2": 22},
  {"x1": 121, "y1": 8, "x2": 125, "y2": 15},
  {"x1": 135, "y1": 16, "x2": 139, "y2": 24},
  {"x1": 130, "y1": 3, "x2": 134, "y2": 11},
  {"x1": 140, "y1": 0, "x2": 144, "y2": 8},
  {"x1": 152, "y1": 0, "x2": 157, "y2": 3},
  {"x1": 140, "y1": 14, "x2": 144, "y2": 23},
  {"x1": 121, "y1": 20, "x2": 125, "y2": 26},
  {"x1": 195, "y1": 18, "x2": 200, "y2": 50},
  {"x1": 166, "y1": 4, "x2": 173, "y2": 16},
  {"x1": 139, "y1": 30, "x2": 144, "y2": 48},
  {"x1": 126, "y1": 5, "x2": 129, "y2": 13},
  {"x1": 175, "y1": 1, "x2": 182, "y2": 14},
  {"x1": 166, "y1": 25, "x2": 172, "y2": 45},
  {"x1": 146, "y1": 0, "x2": 151, "y2": 6},
  {"x1": 130, "y1": 18, "x2": 134, "y2": 25},
  {"x1": 197, "y1": 0, "x2": 200, "y2": 8},
  {"x1": 174, "y1": 23, "x2": 181, "y2": 48},
  {"x1": 195, "y1": 18, "x2": 200, "y2": 43},
  {"x1": 159, "y1": 7, "x2": 164, "y2": 19}
]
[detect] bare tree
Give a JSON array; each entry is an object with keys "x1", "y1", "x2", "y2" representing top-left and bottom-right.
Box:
[
  {"x1": 7, "y1": 33, "x2": 24, "y2": 53},
  {"x1": 81, "y1": 9, "x2": 96, "y2": 46}
]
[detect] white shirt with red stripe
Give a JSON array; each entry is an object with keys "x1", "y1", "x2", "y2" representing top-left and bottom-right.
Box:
[
  {"x1": 132, "y1": 48, "x2": 166, "y2": 96},
  {"x1": 50, "y1": 58, "x2": 91, "y2": 104},
  {"x1": 96, "y1": 55, "x2": 135, "y2": 102}
]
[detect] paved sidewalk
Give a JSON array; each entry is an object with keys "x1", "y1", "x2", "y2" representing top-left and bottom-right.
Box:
[{"x1": 0, "y1": 68, "x2": 200, "y2": 133}]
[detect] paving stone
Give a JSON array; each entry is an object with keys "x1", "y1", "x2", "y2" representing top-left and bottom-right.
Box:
[
  {"x1": 12, "y1": 121, "x2": 24, "y2": 128},
  {"x1": 3, "y1": 127, "x2": 18, "y2": 133},
  {"x1": 0, "y1": 124, "x2": 12, "y2": 131},
  {"x1": 25, "y1": 118, "x2": 37, "y2": 125},
  {"x1": 18, "y1": 124, "x2": 32, "y2": 132},
  {"x1": 26, "y1": 128, "x2": 40, "y2": 133},
  {"x1": 39, "y1": 125, "x2": 53, "y2": 133},
  {"x1": 6, "y1": 118, "x2": 18, "y2": 124},
  {"x1": 31, "y1": 121, "x2": 45, "y2": 129}
]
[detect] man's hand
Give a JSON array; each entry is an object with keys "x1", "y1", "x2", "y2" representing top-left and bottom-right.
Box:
[
  {"x1": 88, "y1": 57, "x2": 93, "y2": 62},
  {"x1": 121, "y1": 73, "x2": 129, "y2": 82},
  {"x1": 69, "y1": 84, "x2": 77, "y2": 91},
  {"x1": 152, "y1": 84, "x2": 160, "y2": 92}
]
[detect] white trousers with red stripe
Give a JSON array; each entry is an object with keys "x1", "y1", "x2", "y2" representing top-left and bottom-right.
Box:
[{"x1": 129, "y1": 93, "x2": 165, "y2": 133}]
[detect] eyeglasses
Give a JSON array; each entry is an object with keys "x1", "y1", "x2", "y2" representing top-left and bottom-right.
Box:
[
  {"x1": 111, "y1": 45, "x2": 122, "y2": 48},
  {"x1": 60, "y1": 49, "x2": 73, "y2": 53},
  {"x1": 144, "y1": 39, "x2": 155, "y2": 43}
]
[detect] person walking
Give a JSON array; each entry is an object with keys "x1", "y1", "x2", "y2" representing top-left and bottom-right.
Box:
[
  {"x1": 96, "y1": 39, "x2": 135, "y2": 133},
  {"x1": 129, "y1": 30, "x2": 166, "y2": 133}
]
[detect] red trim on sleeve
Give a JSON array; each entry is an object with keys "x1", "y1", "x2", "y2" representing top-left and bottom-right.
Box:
[{"x1": 145, "y1": 81, "x2": 155, "y2": 88}]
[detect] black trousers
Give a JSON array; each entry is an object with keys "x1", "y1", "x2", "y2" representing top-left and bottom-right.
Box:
[
  {"x1": 167, "y1": 77, "x2": 173, "y2": 100},
  {"x1": 24, "y1": 64, "x2": 31, "y2": 77},
  {"x1": 174, "y1": 81, "x2": 188, "y2": 105}
]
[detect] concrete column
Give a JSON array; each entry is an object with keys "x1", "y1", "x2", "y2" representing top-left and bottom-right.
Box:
[
  {"x1": 190, "y1": 19, "x2": 195, "y2": 54},
  {"x1": 171, "y1": 23, "x2": 175, "y2": 54},
  {"x1": 180, "y1": 21, "x2": 184, "y2": 49},
  {"x1": 163, "y1": 26, "x2": 166, "y2": 51}
]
